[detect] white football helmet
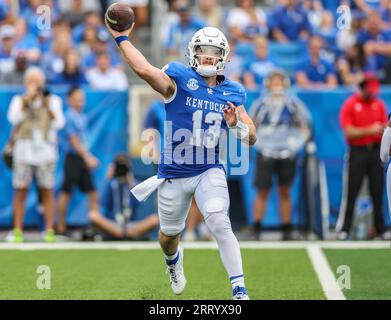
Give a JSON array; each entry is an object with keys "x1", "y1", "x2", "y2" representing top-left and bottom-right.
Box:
[{"x1": 188, "y1": 27, "x2": 230, "y2": 77}]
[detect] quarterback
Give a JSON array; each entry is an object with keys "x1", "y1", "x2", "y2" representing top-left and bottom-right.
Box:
[{"x1": 105, "y1": 21, "x2": 256, "y2": 300}]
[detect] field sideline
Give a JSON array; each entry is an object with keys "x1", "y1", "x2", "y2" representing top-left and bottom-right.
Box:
[{"x1": 0, "y1": 241, "x2": 390, "y2": 300}]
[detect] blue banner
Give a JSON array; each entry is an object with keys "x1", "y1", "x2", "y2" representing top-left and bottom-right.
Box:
[{"x1": 1, "y1": 87, "x2": 391, "y2": 229}]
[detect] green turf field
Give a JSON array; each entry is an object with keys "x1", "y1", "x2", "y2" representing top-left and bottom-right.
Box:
[
  {"x1": 325, "y1": 249, "x2": 391, "y2": 300},
  {"x1": 0, "y1": 244, "x2": 389, "y2": 300}
]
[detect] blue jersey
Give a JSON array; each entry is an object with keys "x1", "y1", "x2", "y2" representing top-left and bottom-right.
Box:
[{"x1": 158, "y1": 62, "x2": 246, "y2": 179}]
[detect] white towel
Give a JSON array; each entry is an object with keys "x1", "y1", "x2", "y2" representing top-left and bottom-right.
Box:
[
  {"x1": 130, "y1": 175, "x2": 165, "y2": 202},
  {"x1": 380, "y1": 126, "x2": 391, "y2": 163}
]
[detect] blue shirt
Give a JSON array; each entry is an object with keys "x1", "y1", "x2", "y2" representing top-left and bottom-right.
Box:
[
  {"x1": 244, "y1": 57, "x2": 277, "y2": 87},
  {"x1": 144, "y1": 100, "x2": 166, "y2": 151},
  {"x1": 62, "y1": 108, "x2": 88, "y2": 155},
  {"x1": 158, "y1": 62, "x2": 246, "y2": 179},
  {"x1": 14, "y1": 34, "x2": 40, "y2": 52},
  {"x1": 296, "y1": 57, "x2": 336, "y2": 82},
  {"x1": 357, "y1": 30, "x2": 391, "y2": 69},
  {"x1": 0, "y1": 2, "x2": 8, "y2": 21},
  {"x1": 166, "y1": 17, "x2": 207, "y2": 54},
  {"x1": 100, "y1": 179, "x2": 139, "y2": 221},
  {"x1": 269, "y1": 5, "x2": 311, "y2": 41}
]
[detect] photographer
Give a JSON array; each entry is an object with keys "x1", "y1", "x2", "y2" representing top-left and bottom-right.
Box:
[
  {"x1": 89, "y1": 154, "x2": 159, "y2": 240},
  {"x1": 6, "y1": 67, "x2": 65, "y2": 243},
  {"x1": 250, "y1": 69, "x2": 311, "y2": 240}
]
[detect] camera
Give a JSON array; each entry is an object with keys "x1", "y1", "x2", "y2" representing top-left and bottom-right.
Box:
[{"x1": 113, "y1": 154, "x2": 131, "y2": 178}]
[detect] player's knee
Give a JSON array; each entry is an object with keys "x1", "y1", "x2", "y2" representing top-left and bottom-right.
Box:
[
  {"x1": 160, "y1": 223, "x2": 185, "y2": 237},
  {"x1": 205, "y1": 212, "x2": 232, "y2": 239}
]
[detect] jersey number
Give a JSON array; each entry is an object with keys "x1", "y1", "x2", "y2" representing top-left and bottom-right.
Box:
[{"x1": 191, "y1": 110, "x2": 223, "y2": 148}]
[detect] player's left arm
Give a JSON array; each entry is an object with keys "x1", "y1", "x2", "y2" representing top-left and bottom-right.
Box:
[{"x1": 223, "y1": 101, "x2": 257, "y2": 146}]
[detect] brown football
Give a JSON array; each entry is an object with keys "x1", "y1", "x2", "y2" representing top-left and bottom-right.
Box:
[{"x1": 105, "y1": 3, "x2": 135, "y2": 32}]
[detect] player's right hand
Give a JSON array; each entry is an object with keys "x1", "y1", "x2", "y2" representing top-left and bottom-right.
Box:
[{"x1": 105, "y1": 19, "x2": 135, "y2": 39}]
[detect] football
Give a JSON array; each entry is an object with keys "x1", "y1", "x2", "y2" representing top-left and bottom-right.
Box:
[{"x1": 105, "y1": 2, "x2": 135, "y2": 32}]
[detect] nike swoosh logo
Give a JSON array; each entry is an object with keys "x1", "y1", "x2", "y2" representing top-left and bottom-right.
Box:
[{"x1": 223, "y1": 92, "x2": 233, "y2": 96}]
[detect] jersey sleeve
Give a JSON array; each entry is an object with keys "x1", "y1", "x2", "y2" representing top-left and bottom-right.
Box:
[{"x1": 161, "y1": 61, "x2": 186, "y2": 81}]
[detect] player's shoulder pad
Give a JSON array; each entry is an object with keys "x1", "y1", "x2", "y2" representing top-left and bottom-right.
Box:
[
  {"x1": 161, "y1": 61, "x2": 189, "y2": 79},
  {"x1": 225, "y1": 79, "x2": 247, "y2": 102}
]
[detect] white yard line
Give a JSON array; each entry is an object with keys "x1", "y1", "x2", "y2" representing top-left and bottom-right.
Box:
[
  {"x1": 306, "y1": 245, "x2": 346, "y2": 300},
  {"x1": 0, "y1": 240, "x2": 388, "y2": 250}
]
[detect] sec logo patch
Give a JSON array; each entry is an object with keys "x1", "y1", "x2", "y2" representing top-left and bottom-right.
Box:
[{"x1": 187, "y1": 78, "x2": 199, "y2": 91}]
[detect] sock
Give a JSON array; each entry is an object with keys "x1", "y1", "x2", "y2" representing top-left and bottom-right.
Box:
[
  {"x1": 281, "y1": 223, "x2": 293, "y2": 232},
  {"x1": 253, "y1": 221, "x2": 262, "y2": 232},
  {"x1": 205, "y1": 214, "x2": 244, "y2": 290},
  {"x1": 164, "y1": 250, "x2": 179, "y2": 266},
  {"x1": 230, "y1": 274, "x2": 245, "y2": 290}
]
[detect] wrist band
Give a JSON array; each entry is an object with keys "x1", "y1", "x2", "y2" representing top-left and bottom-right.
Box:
[
  {"x1": 115, "y1": 36, "x2": 129, "y2": 46},
  {"x1": 229, "y1": 119, "x2": 250, "y2": 140}
]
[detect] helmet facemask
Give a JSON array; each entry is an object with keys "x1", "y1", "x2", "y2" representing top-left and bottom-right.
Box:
[{"x1": 189, "y1": 44, "x2": 227, "y2": 77}]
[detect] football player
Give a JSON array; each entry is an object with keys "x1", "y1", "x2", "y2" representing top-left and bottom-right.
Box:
[{"x1": 105, "y1": 21, "x2": 256, "y2": 300}]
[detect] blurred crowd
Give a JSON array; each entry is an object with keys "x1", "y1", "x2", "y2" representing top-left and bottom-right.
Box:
[
  {"x1": 2, "y1": 0, "x2": 391, "y2": 89},
  {"x1": 162, "y1": 0, "x2": 391, "y2": 88},
  {"x1": 0, "y1": 0, "x2": 147, "y2": 89}
]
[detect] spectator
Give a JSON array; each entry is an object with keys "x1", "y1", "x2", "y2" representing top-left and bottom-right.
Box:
[
  {"x1": 357, "y1": 10, "x2": 391, "y2": 78},
  {"x1": 195, "y1": 0, "x2": 223, "y2": 28},
  {"x1": 0, "y1": 25, "x2": 16, "y2": 76},
  {"x1": 295, "y1": 35, "x2": 338, "y2": 88},
  {"x1": 303, "y1": 0, "x2": 325, "y2": 31},
  {"x1": 223, "y1": 40, "x2": 243, "y2": 83},
  {"x1": 351, "y1": 0, "x2": 382, "y2": 14},
  {"x1": 336, "y1": 10, "x2": 365, "y2": 52},
  {"x1": 6, "y1": 67, "x2": 65, "y2": 243},
  {"x1": 1, "y1": 52, "x2": 28, "y2": 85},
  {"x1": 39, "y1": 18, "x2": 72, "y2": 55},
  {"x1": 165, "y1": 0, "x2": 207, "y2": 63},
  {"x1": 41, "y1": 29, "x2": 73, "y2": 84},
  {"x1": 73, "y1": 11, "x2": 108, "y2": 44},
  {"x1": 315, "y1": 11, "x2": 338, "y2": 61},
  {"x1": 380, "y1": 0, "x2": 391, "y2": 28},
  {"x1": 226, "y1": 0, "x2": 268, "y2": 42},
  {"x1": 336, "y1": 43, "x2": 377, "y2": 85},
  {"x1": 82, "y1": 38, "x2": 122, "y2": 69},
  {"x1": 91, "y1": 154, "x2": 159, "y2": 240},
  {"x1": 0, "y1": 1, "x2": 12, "y2": 24},
  {"x1": 250, "y1": 69, "x2": 311, "y2": 241},
  {"x1": 337, "y1": 73, "x2": 391, "y2": 240},
  {"x1": 86, "y1": 52, "x2": 128, "y2": 90},
  {"x1": 60, "y1": 0, "x2": 87, "y2": 28},
  {"x1": 59, "y1": 0, "x2": 101, "y2": 15},
  {"x1": 160, "y1": 0, "x2": 180, "y2": 47},
  {"x1": 269, "y1": 0, "x2": 311, "y2": 43},
  {"x1": 51, "y1": 49, "x2": 88, "y2": 86},
  {"x1": 13, "y1": 18, "x2": 41, "y2": 64},
  {"x1": 79, "y1": 25, "x2": 98, "y2": 60},
  {"x1": 20, "y1": 0, "x2": 61, "y2": 38},
  {"x1": 144, "y1": 99, "x2": 166, "y2": 162},
  {"x1": 243, "y1": 36, "x2": 277, "y2": 90},
  {"x1": 57, "y1": 87, "x2": 100, "y2": 234}
]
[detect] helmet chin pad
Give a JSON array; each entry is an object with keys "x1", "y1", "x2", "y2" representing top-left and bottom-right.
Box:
[{"x1": 196, "y1": 64, "x2": 218, "y2": 77}]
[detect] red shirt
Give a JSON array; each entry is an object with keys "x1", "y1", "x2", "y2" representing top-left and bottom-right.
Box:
[{"x1": 339, "y1": 93, "x2": 387, "y2": 146}]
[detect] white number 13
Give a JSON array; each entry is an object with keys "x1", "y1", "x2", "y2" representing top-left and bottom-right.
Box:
[{"x1": 191, "y1": 110, "x2": 222, "y2": 148}]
